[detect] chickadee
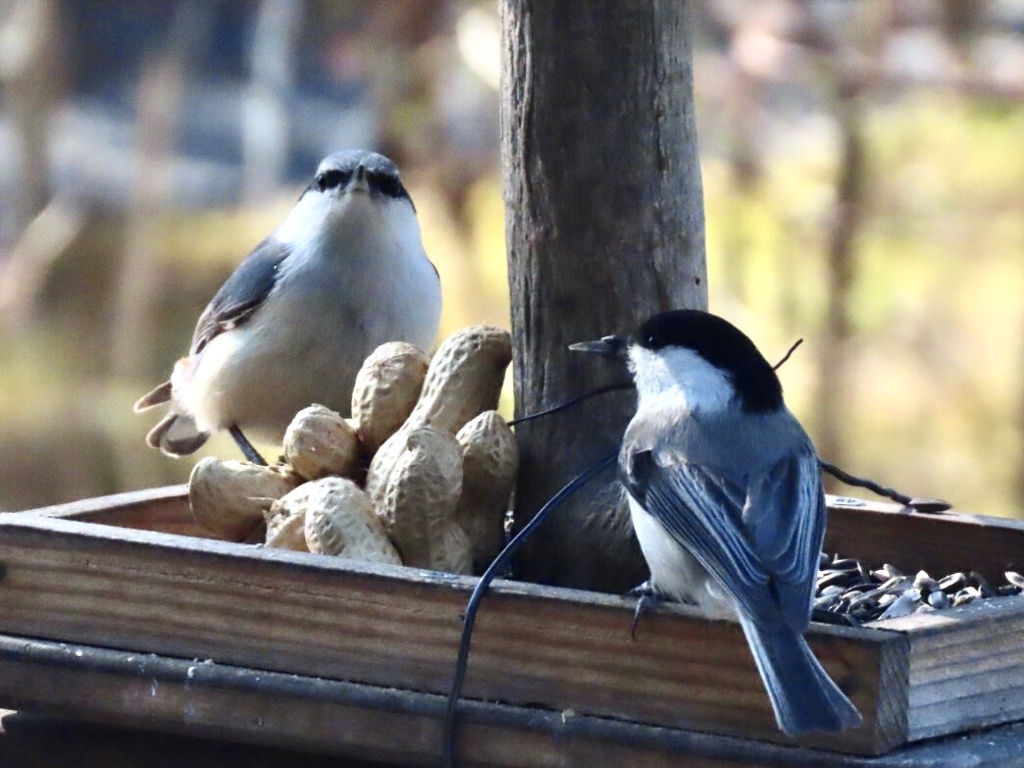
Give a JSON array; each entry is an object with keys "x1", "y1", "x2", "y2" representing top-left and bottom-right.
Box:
[
  {"x1": 571, "y1": 309, "x2": 862, "y2": 735},
  {"x1": 135, "y1": 150, "x2": 441, "y2": 462}
]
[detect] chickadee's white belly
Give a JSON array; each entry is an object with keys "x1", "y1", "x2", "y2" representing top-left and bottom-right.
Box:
[{"x1": 627, "y1": 495, "x2": 736, "y2": 619}]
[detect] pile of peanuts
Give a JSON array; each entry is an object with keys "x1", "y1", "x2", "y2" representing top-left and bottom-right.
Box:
[{"x1": 187, "y1": 325, "x2": 517, "y2": 576}]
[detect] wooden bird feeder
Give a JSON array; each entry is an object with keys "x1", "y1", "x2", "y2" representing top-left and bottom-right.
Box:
[
  {"x1": 1, "y1": 488, "x2": 1023, "y2": 766},
  {"x1": 4, "y1": 5, "x2": 1022, "y2": 767}
]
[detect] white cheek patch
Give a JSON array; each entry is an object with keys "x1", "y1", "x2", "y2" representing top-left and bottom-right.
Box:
[{"x1": 631, "y1": 345, "x2": 734, "y2": 414}]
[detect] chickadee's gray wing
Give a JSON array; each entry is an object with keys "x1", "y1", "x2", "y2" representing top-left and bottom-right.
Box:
[
  {"x1": 190, "y1": 237, "x2": 291, "y2": 355},
  {"x1": 624, "y1": 449, "x2": 784, "y2": 631},
  {"x1": 745, "y1": 445, "x2": 826, "y2": 627}
]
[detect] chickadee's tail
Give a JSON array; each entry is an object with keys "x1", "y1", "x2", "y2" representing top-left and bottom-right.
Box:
[
  {"x1": 145, "y1": 412, "x2": 210, "y2": 457},
  {"x1": 738, "y1": 613, "x2": 863, "y2": 735}
]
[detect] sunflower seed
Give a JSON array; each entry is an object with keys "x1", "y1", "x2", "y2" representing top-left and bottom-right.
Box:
[
  {"x1": 829, "y1": 558, "x2": 863, "y2": 572},
  {"x1": 815, "y1": 592, "x2": 842, "y2": 611},
  {"x1": 876, "y1": 591, "x2": 919, "y2": 620},
  {"x1": 814, "y1": 553, "x2": 1024, "y2": 627},
  {"x1": 970, "y1": 571, "x2": 996, "y2": 598},
  {"x1": 953, "y1": 587, "x2": 980, "y2": 606},
  {"x1": 913, "y1": 570, "x2": 938, "y2": 594},
  {"x1": 818, "y1": 570, "x2": 856, "y2": 590},
  {"x1": 873, "y1": 564, "x2": 905, "y2": 581},
  {"x1": 938, "y1": 572, "x2": 967, "y2": 592}
]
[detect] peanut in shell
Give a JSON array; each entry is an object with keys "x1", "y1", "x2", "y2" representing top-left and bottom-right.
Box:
[
  {"x1": 364, "y1": 423, "x2": 411, "y2": 508},
  {"x1": 432, "y1": 521, "x2": 473, "y2": 575},
  {"x1": 408, "y1": 325, "x2": 511, "y2": 435},
  {"x1": 283, "y1": 404, "x2": 361, "y2": 481},
  {"x1": 188, "y1": 457, "x2": 300, "y2": 541},
  {"x1": 365, "y1": 325, "x2": 512, "y2": 506},
  {"x1": 351, "y1": 342, "x2": 430, "y2": 457},
  {"x1": 376, "y1": 425, "x2": 468, "y2": 572},
  {"x1": 264, "y1": 508, "x2": 308, "y2": 551},
  {"x1": 271, "y1": 477, "x2": 402, "y2": 564},
  {"x1": 455, "y1": 410, "x2": 518, "y2": 573}
]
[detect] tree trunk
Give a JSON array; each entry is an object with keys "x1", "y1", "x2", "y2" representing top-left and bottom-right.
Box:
[
  {"x1": 0, "y1": 0, "x2": 61, "y2": 243},
  {"x1": 501, "y1": 0, "x2": 707, "y2": 591},
  {"x1": 815, "y1": 95, "x2": 864, "y2": 485}
]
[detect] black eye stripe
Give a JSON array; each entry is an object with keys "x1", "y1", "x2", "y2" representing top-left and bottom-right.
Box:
[
  {"x1": 316, "y1": 169, "x2": 350, "y2": 192},
  {"x1": 367, "y1": 171, "x2": 405, "y2": 199},
  {"x1": 311, "y1": 164, "x2": 411, "y2": 205}
]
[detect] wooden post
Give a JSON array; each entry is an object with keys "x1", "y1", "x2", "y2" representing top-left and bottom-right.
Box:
[{"x1": 501, "y1": 1, "x2": 707, "y2": 590}]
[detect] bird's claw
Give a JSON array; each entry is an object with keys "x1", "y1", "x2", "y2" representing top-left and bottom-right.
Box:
[{"x1": 627, "y1": 581, "x2": 661, "y2": 639}]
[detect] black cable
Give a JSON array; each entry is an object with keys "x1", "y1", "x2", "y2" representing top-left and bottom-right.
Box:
[
  {"x1": 441, "y1": 450, "x2": 618, "y2": 768},
  {"x1": 507, "y1": 382, "x2": 634, "y2": 427},
  {"x1": 818, "y1": 459, "x2": 912, "y2": 506}
]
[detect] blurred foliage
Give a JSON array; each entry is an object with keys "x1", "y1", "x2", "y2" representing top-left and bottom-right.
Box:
[
  {"x1": 704, "y1": 92, "x2": 1024, "y2": 517},
  {"x1": 2, "y1": 2, "x2": 1024, "y2": 524}
]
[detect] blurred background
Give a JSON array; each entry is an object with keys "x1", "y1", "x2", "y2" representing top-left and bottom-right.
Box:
[{"x1": 0, "y1": 0, "x2": 1022, "y2": 519}]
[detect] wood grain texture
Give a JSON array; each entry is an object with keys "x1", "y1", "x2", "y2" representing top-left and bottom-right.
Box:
[
  {"x1": 501, "y1": 0, "x2": 707, "y2": 592},
  {"x1": 0, "y1": 635, "x2": 923, "y2": 768},
  {"x1": 2, "y1": 635, "x2": 1023, "y2": 768},
  {"x1": 0, "y1": 711, "x2": 385, "y2": 768},
  {"x1": 823, "y1": 497, "x2": 1024, "y2": 584},
  {"x1": 825, "y1": 498, "x2": 1024, "y2": 745},
  {"x1": 872, "y1": 597, "x2": 1024, "y2": 741},
  {"x1": 0, "y1": 497, "x2": 896, "y2": 756},
  {"x1": 30, "y1": 484, "x2": 206, "y2": 538}
]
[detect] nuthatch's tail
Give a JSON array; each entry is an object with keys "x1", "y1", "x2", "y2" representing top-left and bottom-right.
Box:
[
  {"x1": 738, "y1": 613, "x2": 863, "y2": 735},
  {"x1": 134, "y1": 382, "x2": 210, "y2": 456}
]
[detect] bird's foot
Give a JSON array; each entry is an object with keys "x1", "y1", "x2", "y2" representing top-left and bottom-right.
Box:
[
  {"x1": 626, "y1": 580, "x2": 662, "y2": 640},
  {"x1": 229, "y1": 426, "x2": 268, "y2": 466}
]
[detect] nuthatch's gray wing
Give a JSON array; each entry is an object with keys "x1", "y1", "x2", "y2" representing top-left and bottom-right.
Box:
[
  {"x1": 133, "y1": 237, "x2": 292, "y2": 455},
  {"x1": 189, "y1": 237, "x2": 291, "y2": 355}
]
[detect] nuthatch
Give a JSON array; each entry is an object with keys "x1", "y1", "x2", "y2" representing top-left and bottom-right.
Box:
[{"x1": 136, "y1": 150, "x2": 441, "y2": 463}]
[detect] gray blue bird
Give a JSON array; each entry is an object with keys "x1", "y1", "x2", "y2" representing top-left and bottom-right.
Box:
[
  {"x1": 572, "y1": 309, "x2": 862, "y2": 735},
  {"x1": 136, "y1": 150, "x2": 441, "y2": 462}
]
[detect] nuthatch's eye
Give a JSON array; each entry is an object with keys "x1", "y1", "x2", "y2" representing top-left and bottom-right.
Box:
[
  {"x1": 316, "y1": 169, "x2": 350, "y2": 192},
  {"x1": 368, "y1": 171, "x2": 405, "y2": 199}
]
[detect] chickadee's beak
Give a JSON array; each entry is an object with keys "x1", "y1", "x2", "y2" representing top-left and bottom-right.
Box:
[{"x1": 569, "y1": 335, "x2": 629, "y2": 359}]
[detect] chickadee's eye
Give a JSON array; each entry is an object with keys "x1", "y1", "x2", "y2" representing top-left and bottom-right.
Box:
[
  {"x1": 644, "y1": 334, "x2": 666, "y2": 350},
  {"x1": 316, "y1": 169, "x2": 349, "y2": 192}
]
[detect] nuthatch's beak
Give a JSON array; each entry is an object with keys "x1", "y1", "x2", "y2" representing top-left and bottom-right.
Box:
[
  {"x1": 350, "y1": 162, "x2": 369, "y2": 192},
  {"x1": 569, "y1": 335, "x2": 629, "y2": 359}
]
